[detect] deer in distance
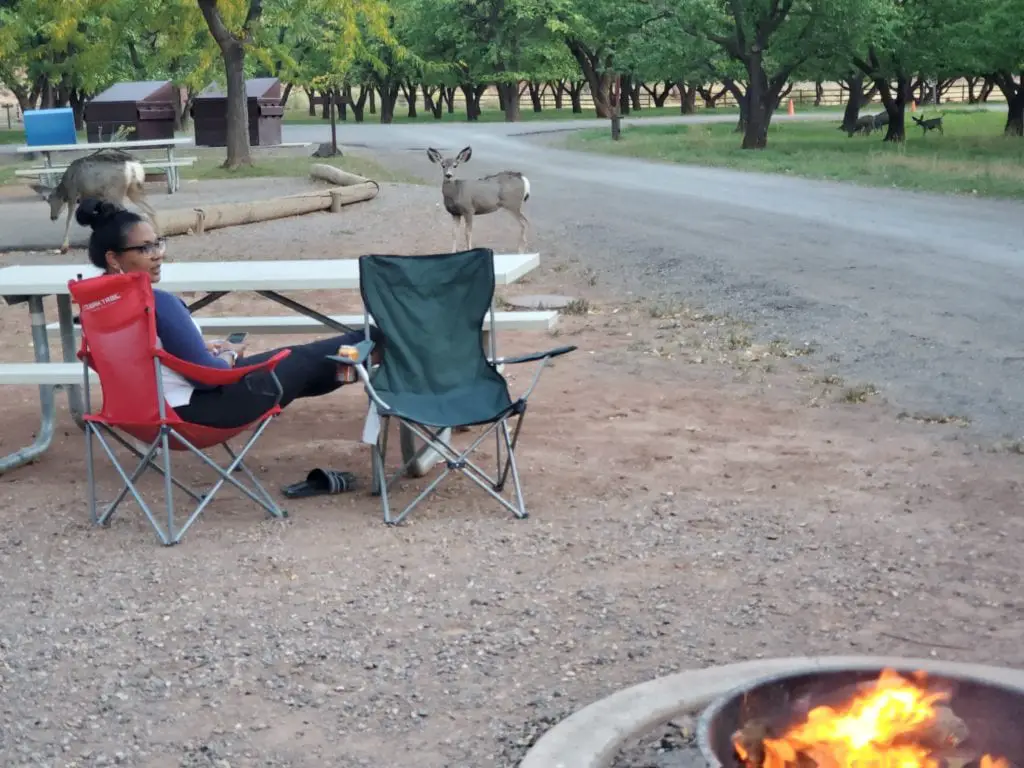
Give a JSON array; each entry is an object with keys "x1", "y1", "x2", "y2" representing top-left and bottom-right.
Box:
[
  {"x1": 31, "y1": 148, "x2": 159, "y2": 254},
  {"x1": 426, "y1": 146, "x2": 531, "y2": 253}
]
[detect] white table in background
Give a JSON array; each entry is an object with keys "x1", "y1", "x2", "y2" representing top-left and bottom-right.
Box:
[
  {"x1": 0, "y1": 253, "x2": 541, "y2": 473},
  {"x1": 15, "y1": 137, "x2": 195, "y2": 192}
]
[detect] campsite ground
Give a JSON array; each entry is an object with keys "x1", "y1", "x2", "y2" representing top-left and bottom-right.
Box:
[{"x1": 0, "y1": 166, "x2": 1022, "y2": 767}]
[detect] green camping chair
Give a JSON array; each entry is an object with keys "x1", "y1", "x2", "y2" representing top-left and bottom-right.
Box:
[{"x1": 332, "y1": 249, "x2": 576, "y2": 525}]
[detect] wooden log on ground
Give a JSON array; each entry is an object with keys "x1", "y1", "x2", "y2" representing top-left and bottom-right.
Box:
[
  {"x1": 310, "y1": 163, "x2": 372, "y2": 187},
  {"x1": 155, "y1": 182, "x2": 379, "y2": 236}
]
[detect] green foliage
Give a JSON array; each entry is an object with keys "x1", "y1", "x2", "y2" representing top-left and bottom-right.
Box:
[{"x1": 568, "y1": 111, "x2": 1024, "y2": 198}]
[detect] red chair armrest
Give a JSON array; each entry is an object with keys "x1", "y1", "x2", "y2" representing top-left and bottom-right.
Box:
[{"x1": 155, "y1": 349, "x2": 291, "y2": 387}]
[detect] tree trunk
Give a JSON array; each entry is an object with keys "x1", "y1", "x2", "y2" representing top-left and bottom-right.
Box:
[
  {"x1": 697, "y1": 85, "x2": 727, "y2": 108},
  {"x1": 69, "y1": 90, "x2": 86, "y2": 131},
  {"x1": 369, "y1": 89, "x2": 376, "y2": 114},
  {"x1": 459, "y1": 84, "x2": 486, "y2": 121},
  {"x1": 814, "y1": 81, "x2": 824, "y2": 106},
  {"x1": 549, "y1": 80, "x2": 565, "y2": 109},
  {"x1": 497, "y1": 86, "x2": 506, "y2": 111},
  {"x1": 629, "y1": 82, "x2": 642, "y2": 110},
  {"x1": 320, "y1": 91, "x2": 330, "y2": 119},
  {"x1": 401, "y1": 81, "x2": 417, "y2": 118},
  {"x1": 992, "y1": 72, "x2": 1023, "y2": 136},
  {"x1": 444, "y1": 87, "x2": 455, "y2": 113},
  {"x1": 569, "y1": 81, "x2": 584, "y2": 113},
  {"x1": 565, "y1": 41, "x2": 614, "y2": 117},
  {"x1": 304, "y1": 88, "x2": 316, "y2": 116},
  {"x1": 280, "y1": 82, "x2": 293, "y2": 107},
  {"x1": 377, "y1": 84, "x2": 399, "y2": 123},
  {"x1": 652, "y1": 81, "x2": 672, "y2": 108},
  {"x1": 422, "y1": 85, "x2": 443, "y2": 119},
  {"x1": 677, "y1": 83, "x2": 697, "y2": 114},
  {"x1": 618, "y1": 74, "x2": 632, "y2": 115},
  {"x1": 497, "y1": 82, "x2": 521, "y2": 121},
  {"x1": 335, "y1": 87, "x2": 347, "y2": 121},
  {"x1": 723, "y1": 78, "x2": 747, "y2": 134},
  {"x1": 346, "y1": 85, "x2": 368, "y2": 123},
  {"x1": 219, "y1": 43, "x2": 251, "y2": 166},
  {"x1": 528, "y1": 81, "x2": 544, "y2": 112},
  {"x1": 841, "y1": 75, "x2": 865, "y2": 131},
  {"x1": 877, "y1": 76, "x2": 909, "y2": 143},
  {"x1": 738, "y1": 55, "x2": 777, "y2": 150}
]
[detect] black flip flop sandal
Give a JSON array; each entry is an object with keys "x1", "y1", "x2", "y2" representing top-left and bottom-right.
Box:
[{"x1": 281, "y1": 468, "x2": 357, "y2": 498}]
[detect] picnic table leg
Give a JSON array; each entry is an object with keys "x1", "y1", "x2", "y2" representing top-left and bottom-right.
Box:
[
  {"x1": 43, "y1": 151, "x2": 57, "y2": 188},
  {"x1": 57, "y1": 295, "x2": 85, "y2": 428},
  {"x1": 166, "y1": 147, "x2": 177, "y2": 194},
  {"x1": 0, "y1": 297, "x2": 57, "y2": 473}
]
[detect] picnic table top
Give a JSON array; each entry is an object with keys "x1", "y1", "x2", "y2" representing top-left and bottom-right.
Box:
[
  {"x1": 0, "y1": 254, "x2": 541, "y2": 296},
  {"x1": 15, "y1": 137, "x2": 195, "y2": 154}
]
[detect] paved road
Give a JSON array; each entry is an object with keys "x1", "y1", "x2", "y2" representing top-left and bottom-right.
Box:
[{"x1": 285, "y1": 112, "x2": 1024, "y2": 439}]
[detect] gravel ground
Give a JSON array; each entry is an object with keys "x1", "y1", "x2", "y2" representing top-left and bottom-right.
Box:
[{"x1": 1, "y1": 173, "x2": 1023, "y2": 768}]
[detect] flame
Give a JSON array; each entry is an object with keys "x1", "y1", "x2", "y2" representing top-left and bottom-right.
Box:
[{"x1": 734, "y1": 669, "x2": 1010, "y2": 768}]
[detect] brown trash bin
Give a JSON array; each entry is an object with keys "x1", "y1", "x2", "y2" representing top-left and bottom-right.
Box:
[
  {"x1": 193, "y1": 78, "x2": 284, "y2": 148},
  {"x1": 84, "y1": 80, "x2": 178, "y2": 142}
]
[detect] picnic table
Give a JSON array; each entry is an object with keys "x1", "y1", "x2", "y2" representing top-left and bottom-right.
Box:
[
  {"x1": 14, "y1": 137, "x2": 196, "y2": 193},
  {"x1": 0, "y1": 254, "x2": 541, "y2": 474}
]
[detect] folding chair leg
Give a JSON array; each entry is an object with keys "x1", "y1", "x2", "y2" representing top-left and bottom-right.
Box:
[
  {"x1": 501, "y1": 420, "x2": 528, "y2": 519},
  {"x1": 373, "y1": 416, "x2": 394, "y2": 522},
  {"x1": 223, "y1": 443, "x2": 286, "y2": 519},
  {"x1": 161, "y1": 428, "x2": 175, "y2": 545},
  {"x1": 85, "y1": 423, "x2": 98, "y2": 525}
]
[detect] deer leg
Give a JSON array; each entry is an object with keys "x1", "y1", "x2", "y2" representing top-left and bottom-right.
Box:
[
  {"x1": 464, "y1": 215, "x2": 473, "y2": 251},
  {"x1": 127, "y1": 185, "x2": 160, "y2": 234},
  {"x1": 450, "y1": 215, "x2": 461, "y2": 253},
  {"x1": 508, "y1": 208, "x2": 530, "y2": 253},
  {"x1": 59, "y1": 201, "x2": 74, "y2": 254}
]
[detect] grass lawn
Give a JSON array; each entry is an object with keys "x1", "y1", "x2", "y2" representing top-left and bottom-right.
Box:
[
  {"x1": 0, "y1": 148, "x2": 423, "y2": 189},
  {"x1": 283, "y1": 104, "x2": 723, "y2": 125},
  {"x1": 565, "y1": 109, "x2": 1024, "y2": 199},
  {"x1": 0, "y1": 129, "x2": 24, "y2": 145},
  {"x1": 189, "y1": 151, "x2": 424, "y2": 184}
]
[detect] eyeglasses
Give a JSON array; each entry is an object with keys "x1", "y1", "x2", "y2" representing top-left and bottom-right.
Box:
[{"x1": 120, "y1": 238, "x2": 167, "y2": 256}]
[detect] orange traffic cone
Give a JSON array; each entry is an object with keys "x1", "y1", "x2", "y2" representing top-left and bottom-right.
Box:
[{"x1": 787, "y1": 98, "x2": 795, "y2": 116}]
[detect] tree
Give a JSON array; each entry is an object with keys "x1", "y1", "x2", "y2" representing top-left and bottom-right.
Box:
[
  {"x1": 683, "y1": 0, "x2": 881, "y2": 148},
  {"x1": 962, "y1": 0, "x2": 1024, "y2": 135},
  {"x1": 0, "y1": 0, "x2": 121, "y2": 122},
  {"x1": 197, "y1": 0, "x2": 264, "y2": 168}
]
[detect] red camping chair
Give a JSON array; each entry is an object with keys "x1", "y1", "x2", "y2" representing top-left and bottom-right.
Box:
[{"x1": 69, "y1": 272, "x2": 290, "y2": 545}]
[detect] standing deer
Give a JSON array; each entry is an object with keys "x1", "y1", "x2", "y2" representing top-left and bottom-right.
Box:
[
  {"x1": 426, "y1": 146, "x2": 531, "y2": 253},
  {"x1": 31, "y1": 149, "x2": 159, "y2": 254}
]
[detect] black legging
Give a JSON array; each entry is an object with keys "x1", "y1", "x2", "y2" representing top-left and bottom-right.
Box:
[{"x1": 174, "y1": 331, "x2": 371, "y2": 429}]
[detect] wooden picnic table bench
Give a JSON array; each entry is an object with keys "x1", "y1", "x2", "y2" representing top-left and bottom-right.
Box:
[
  {"x1": 14, "y1": 157, "x2": 199, "y2": 194},
  {"x1": 14, "y1": 137, "x2": 195, "y2": 193}
]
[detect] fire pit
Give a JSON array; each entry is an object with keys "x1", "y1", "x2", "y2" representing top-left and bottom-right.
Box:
[{"x1": 698, "y1": 666, "x2": 1024, "y2": 768}]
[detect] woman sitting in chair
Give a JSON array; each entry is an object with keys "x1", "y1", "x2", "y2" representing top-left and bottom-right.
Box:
[{"x1": 75, "y1": 198, "x2": 382, "y2": 430}]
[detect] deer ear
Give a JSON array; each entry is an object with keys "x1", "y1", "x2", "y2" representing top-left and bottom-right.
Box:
[
  {"x1": 29, "y1": 184, "x2": 52, "y2": 198},
  {"x1": 426, "y1": 148, "x2": 441, "y2": 163},
  {"x1": 457, "y1": 146, "x2": 472, "y2": 163}
]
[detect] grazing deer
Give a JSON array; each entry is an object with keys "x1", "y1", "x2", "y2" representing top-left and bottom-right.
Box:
[
  {"x1": 912, "y1": 114, "x2": 944, "y2": 135},
  {"x1": 31, "y1": 149, "x2": 159, "y2": 254},
  {"x1": 840, "y1": 112, "x2": 889, "y2": 137},
  {"x1": 426, "y1": 146, "x2": 531, "y2": 253}
]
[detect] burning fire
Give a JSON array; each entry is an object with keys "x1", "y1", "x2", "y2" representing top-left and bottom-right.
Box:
[{"x1": 734, "y1": 669, "x2": 1011, "y2": 768}]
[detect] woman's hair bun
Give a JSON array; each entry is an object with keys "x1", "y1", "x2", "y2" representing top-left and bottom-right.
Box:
[{"x1": 75, "y1": 198, "x2": 124, "y2": 230}]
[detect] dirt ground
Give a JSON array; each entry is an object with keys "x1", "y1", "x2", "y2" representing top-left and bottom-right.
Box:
[{"x1": 0, "y1": 173, "x2": 1022, "y2": 768}]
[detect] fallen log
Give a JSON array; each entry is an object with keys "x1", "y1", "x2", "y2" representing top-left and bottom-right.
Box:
[
  {"x1": 154, "y1": 182, "x2": 379, "y2": 236},
  {"x1": 310, "y1": 163, "x2": 371, "y2": 187}
]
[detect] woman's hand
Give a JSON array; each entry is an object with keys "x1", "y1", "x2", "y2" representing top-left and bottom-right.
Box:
[{"x1": 207, "y1": 339, "x2": 248, "y2": 365}]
